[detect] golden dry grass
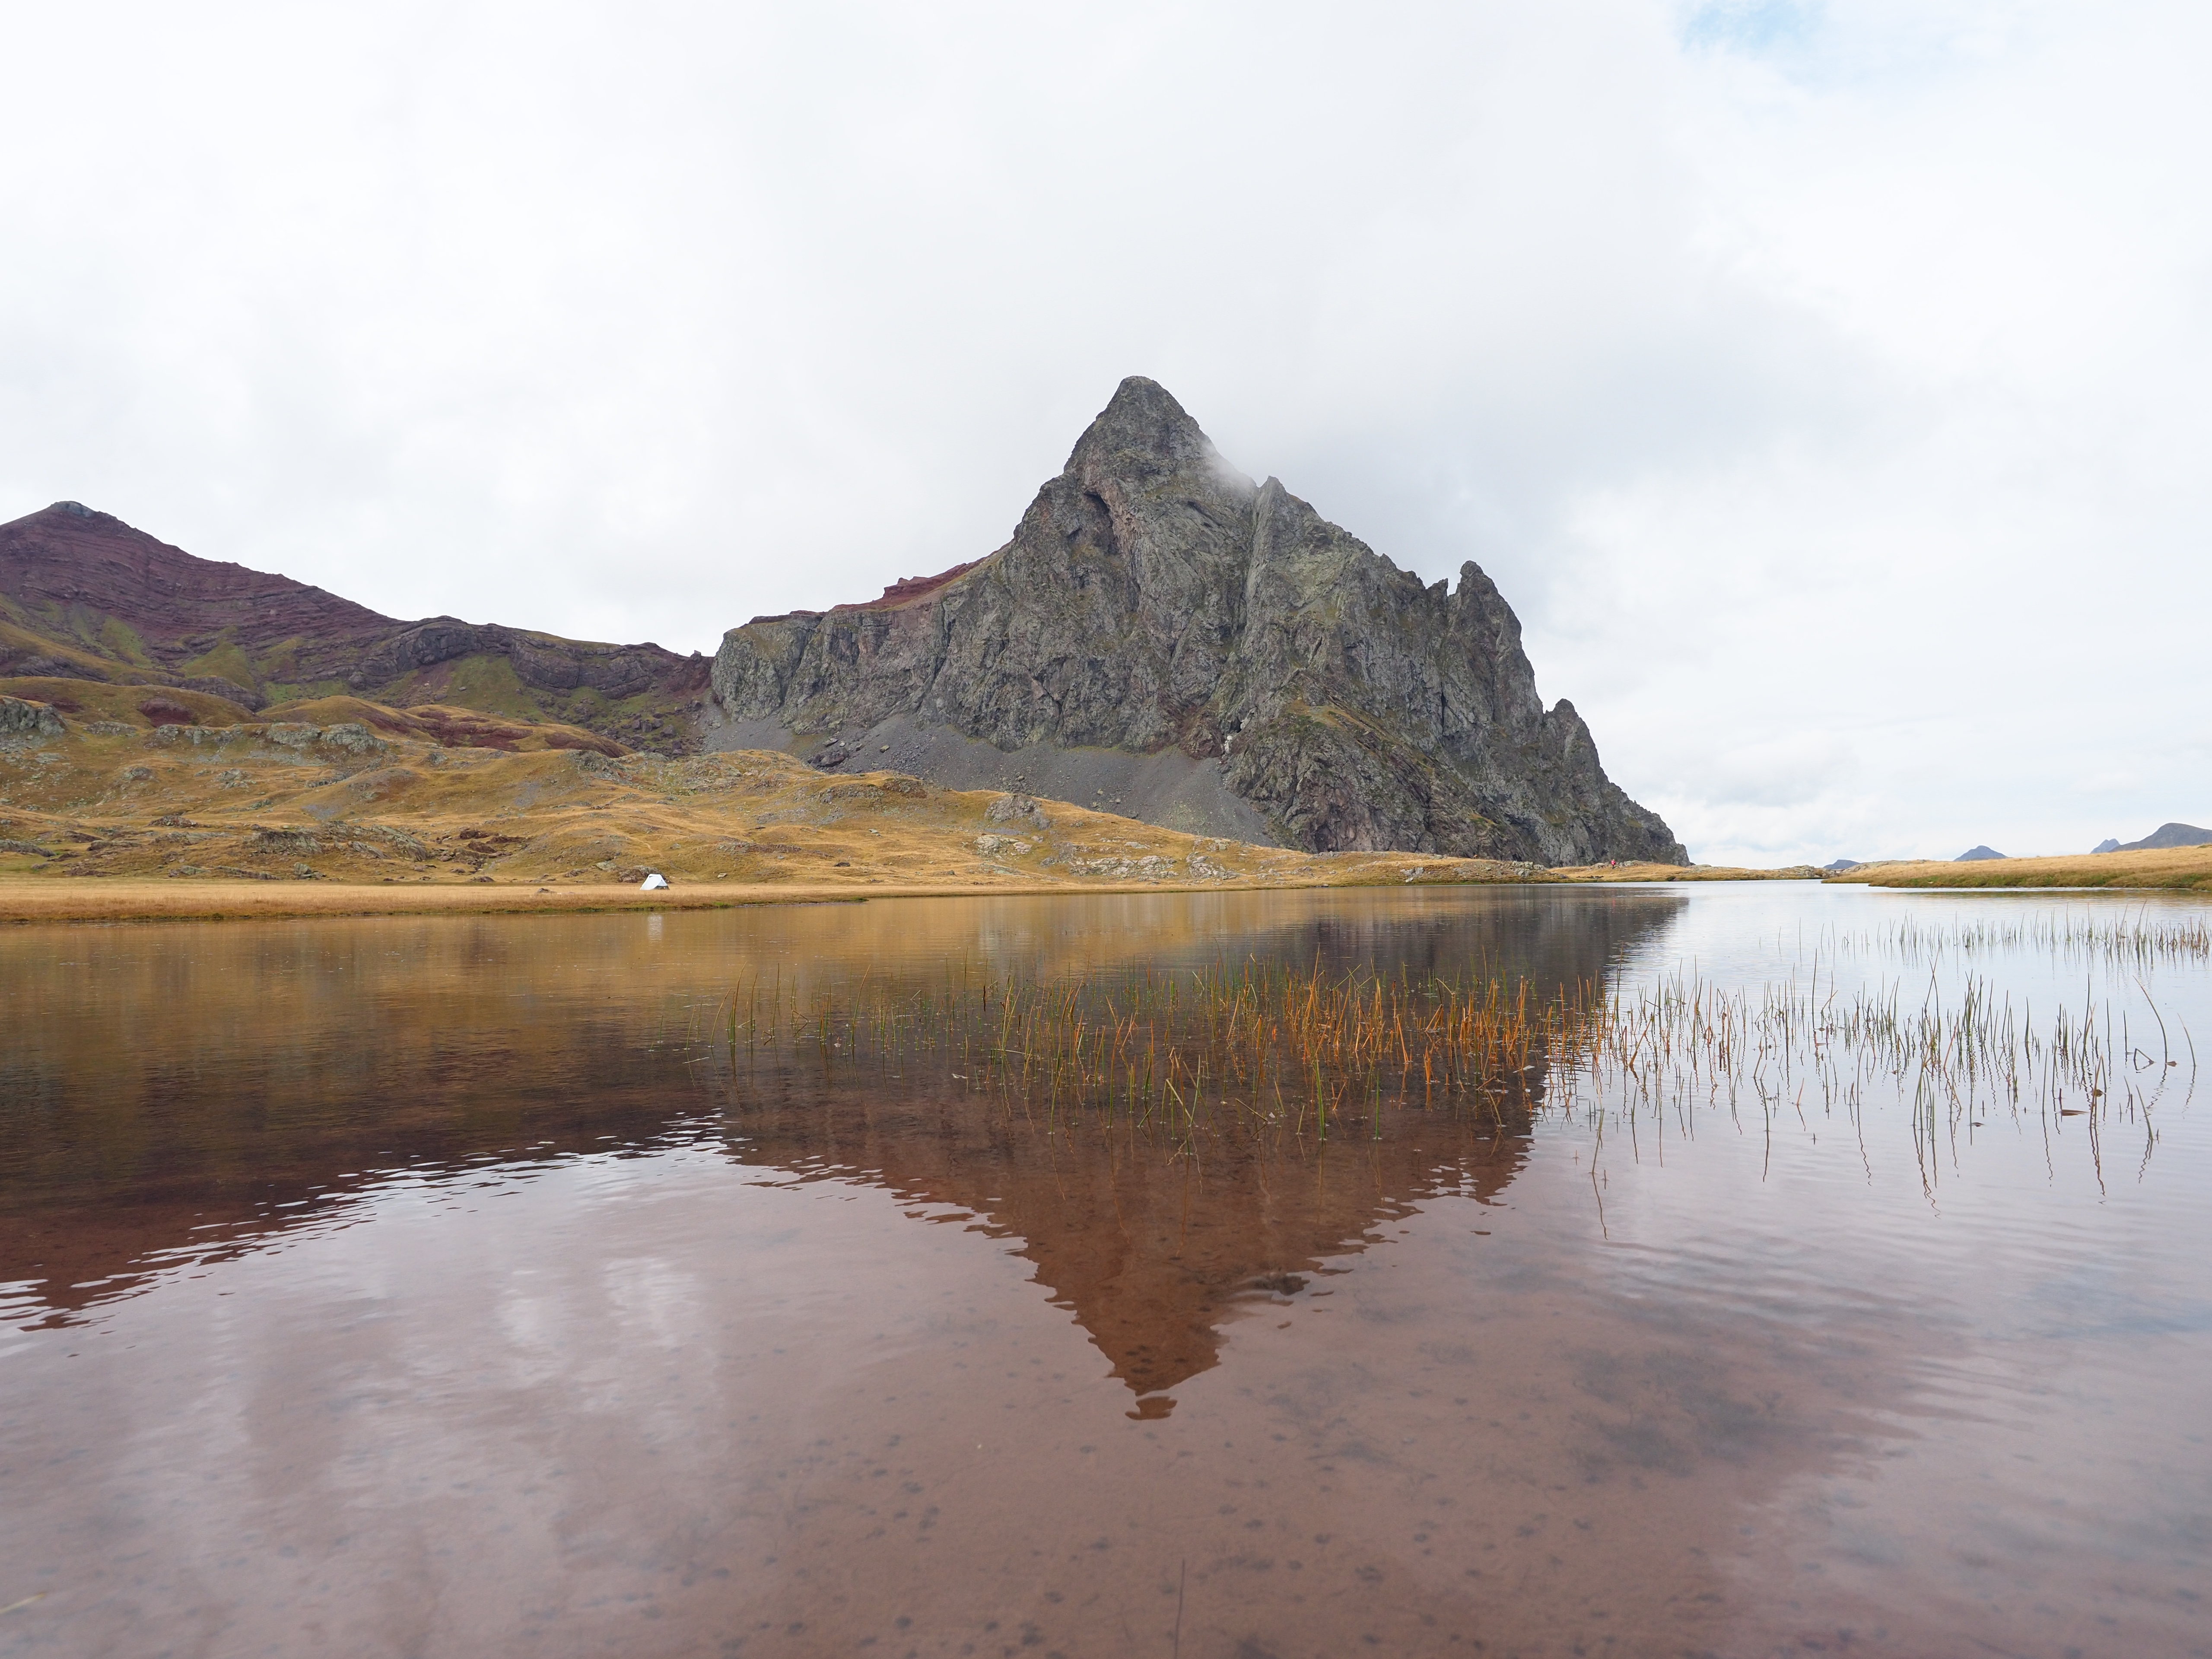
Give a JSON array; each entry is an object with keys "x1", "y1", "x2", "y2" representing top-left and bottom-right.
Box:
[
  {"x1": 255, "y1": 695, "x2": 625, "y2": 753},
  {"x1": 1, "y1": 674, "x2": 257, "y2": 725},
  {"x1": 0, "y1": 693, "x2": 1559, "y2": 921},
  {"x1": 1825, "y1": 845, "x2": 2212, "y2": 891},
  {"x1": 0, "y1": 877, "x2": 1073, "y2": 923}
]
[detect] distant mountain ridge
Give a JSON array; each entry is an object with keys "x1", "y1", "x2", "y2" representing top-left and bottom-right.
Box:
[
  {"x1": 2109, "y1": 823, "x2": 2212, "y2": 852},
  {"x1": 0, "y1": 501, "x2": 707, "y2": 751},
  {"x1": 710, "y1": 378, "x2": 1684, "y2": 866}
]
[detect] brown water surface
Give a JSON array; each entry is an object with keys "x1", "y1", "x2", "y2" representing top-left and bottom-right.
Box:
[{"x1": 1, "y1": 887, "x2": 2208, "y2": 1657}]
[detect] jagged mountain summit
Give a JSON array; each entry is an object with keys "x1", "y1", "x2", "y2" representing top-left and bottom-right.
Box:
[
  {"x1": 0, "y1": 501, "x2": 707, "y2": 750},
  {"x1": 711, "y1": 378, "x2": 1684, "y2": 866}
]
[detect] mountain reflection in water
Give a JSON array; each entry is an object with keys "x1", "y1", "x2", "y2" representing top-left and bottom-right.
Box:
[
  {"x1": 6, "y1": 887, "x2": 2212, "y2": 1659},
  {"x1": 717, "y1": 1077, "x2": 1534, "y2": 1413},
  {"x1": 0, "y1": 888, "x2": 1680, "y2": 1392}
]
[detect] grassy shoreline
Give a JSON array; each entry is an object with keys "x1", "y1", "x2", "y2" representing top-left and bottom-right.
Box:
[
  {"x1": 1827, "y1": 845, "x2": 2212, "y2": 892},
  {"x1": 0, "y1": 871, "x2": 1551, "y2": 925}
]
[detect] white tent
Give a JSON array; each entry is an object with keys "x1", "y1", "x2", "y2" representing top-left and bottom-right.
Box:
[{"x1": 639, "y1": 872, "x2": 668, "y2": 891}]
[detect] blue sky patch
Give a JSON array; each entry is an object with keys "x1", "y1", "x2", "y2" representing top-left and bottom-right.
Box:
[{"x1": 1681, "y1": 0, "x2": 1826, "y2": 57}]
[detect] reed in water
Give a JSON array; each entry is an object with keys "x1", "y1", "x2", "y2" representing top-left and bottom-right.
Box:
[
  {"x1": 713, "y1": 944, "x2": 2191, "y2": 1176},
  {"x1": 1827, "y1": 909, "x2": 2212, "y2": 970},
  {"x1": 721, "y1": 962, "x2": 1571, "y2": 1137}
]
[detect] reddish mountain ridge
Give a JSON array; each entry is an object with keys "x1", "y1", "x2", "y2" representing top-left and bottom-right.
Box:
[{"x1": 0, "y1": 502, "x2": 708, "y2": 750}]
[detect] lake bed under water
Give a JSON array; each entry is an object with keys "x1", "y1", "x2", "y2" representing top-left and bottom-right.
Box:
[{"x1": 1, "y1": 885, "x2": 2207, "y2": 1658}]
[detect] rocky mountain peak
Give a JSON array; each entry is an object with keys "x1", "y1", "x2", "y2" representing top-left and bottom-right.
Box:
[
  {"x1": 35, "y1": 501, "x2": 134, "y2": 534},
  {"x1": 1064, "y1": 376, "x2": 1243, "y2": 489},
  {"x1": 709, "y1": 379, "x2": 1685, "y2": 867}
]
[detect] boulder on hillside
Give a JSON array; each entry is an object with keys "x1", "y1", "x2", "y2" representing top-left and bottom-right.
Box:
[{"x1": 0, "y1": 695, "x2": 65, "y2": 737}]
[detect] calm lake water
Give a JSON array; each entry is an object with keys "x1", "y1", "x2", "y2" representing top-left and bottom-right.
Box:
[{"x1": 2, "y1": 885, "x2": 2208, "y2": 1658}]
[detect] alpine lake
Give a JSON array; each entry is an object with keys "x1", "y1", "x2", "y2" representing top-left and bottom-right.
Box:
[{"x1": 2, "y1": 882, "x2": 2208, "y2": 1659}]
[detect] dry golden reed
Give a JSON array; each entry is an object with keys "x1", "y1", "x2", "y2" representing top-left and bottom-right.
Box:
[{"x1": 712, "y1": 918, "x2": 2196, "y2": 1184}]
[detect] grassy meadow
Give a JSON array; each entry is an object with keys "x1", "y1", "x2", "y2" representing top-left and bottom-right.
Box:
[
  {"x1": 0, "y1": 683, "x2": 1556, "y2": 921},
  {"x1": 1830, "y1": 846, "x2": 2212, "y2": 892}
]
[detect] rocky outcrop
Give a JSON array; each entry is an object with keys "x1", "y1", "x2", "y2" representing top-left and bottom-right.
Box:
[
  {"x1": 0, "y1": 502, "x2": 708, "y2": 749},
  {"x1": 0, "y1": 696, "x2": 66, "y2": 737},
  {"x1": 711, "y1": 378, "x2": 1683, "y2": 866}
]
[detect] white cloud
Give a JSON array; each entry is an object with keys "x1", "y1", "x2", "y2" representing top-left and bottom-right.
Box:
[{"x1": 0, "y1": 0, "x2": 2205, "y2": 862}]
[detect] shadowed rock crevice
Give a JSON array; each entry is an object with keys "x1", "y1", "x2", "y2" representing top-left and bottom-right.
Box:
[{"x1": 711, "y1": 379, "x2": 1684, "y2": 866}]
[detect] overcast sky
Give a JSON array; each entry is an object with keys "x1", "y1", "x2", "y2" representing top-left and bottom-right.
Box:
[{"x1": 2, "y1": 0, "x2": 2205, "y2": 864}]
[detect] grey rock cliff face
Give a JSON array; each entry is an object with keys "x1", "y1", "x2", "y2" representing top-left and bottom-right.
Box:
[{"x1": 710, "y1": 378, "x2": 1685, "y2": 866}]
